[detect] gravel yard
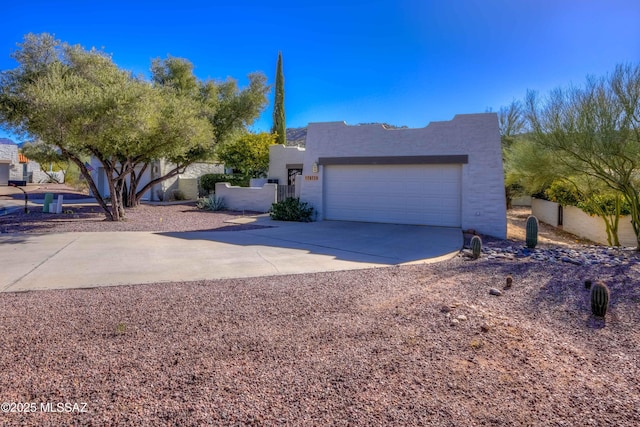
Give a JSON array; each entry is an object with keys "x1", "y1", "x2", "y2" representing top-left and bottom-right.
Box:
[
  {"x1": 0, "y1": 184, "x2": 267, "y2": 233},
  {"x1": 0, "y1": 187, "x2": 639, "y2": 426}
]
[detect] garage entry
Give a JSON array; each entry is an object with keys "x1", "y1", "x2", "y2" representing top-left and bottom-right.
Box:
[{"x1": 323, "y1": 163, "x2": 462, "y2": 227}]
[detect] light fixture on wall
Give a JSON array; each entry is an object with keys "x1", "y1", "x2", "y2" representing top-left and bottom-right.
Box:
[{"x1": 312, "y1": 162, "x2": 318, "y2": 173}]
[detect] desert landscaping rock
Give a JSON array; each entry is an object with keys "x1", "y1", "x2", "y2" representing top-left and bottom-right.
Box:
[
  {"x1": 489, "y1": 288, "x2": 503, "y2": 296},
  {"x1": 0, "y1": 193, "x2": 639, "y2": 425},
  {"x1": 1, "y1": 259, "x2": 638, "y2": 426},
  {"x1": 465, "y1": 243, "x2": 639, "y2": 268}
]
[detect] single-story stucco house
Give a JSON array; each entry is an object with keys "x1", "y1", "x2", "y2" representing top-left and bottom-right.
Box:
[
  {"x1": 89, "y1": 158, "x2": 225, "y2": 201},
  {"x1": 0, "y1": 139, "x2": 48, "y2": 185},
  {"x1": 290, "y1": 113, "x2": 506, "y2": 238}
]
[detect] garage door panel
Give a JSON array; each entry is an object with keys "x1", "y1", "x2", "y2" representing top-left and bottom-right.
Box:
[{"x1": 324, "y1": 164, "x2": 461, "y2": 227}]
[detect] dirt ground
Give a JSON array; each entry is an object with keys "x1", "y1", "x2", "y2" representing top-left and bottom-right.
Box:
[{"x1": 507, "y1": 206, "x2": 595, "y2": 246}]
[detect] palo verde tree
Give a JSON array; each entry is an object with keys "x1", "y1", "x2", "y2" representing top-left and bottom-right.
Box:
[
  {"x1": 525, "y1": 63, "x2": 640, "y2": 249},
  {"x1": 271, "y1": 51, "x2": 286, "y2": 145}
]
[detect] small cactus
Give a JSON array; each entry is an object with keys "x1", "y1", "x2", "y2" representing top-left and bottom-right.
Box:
[
  {"x1": 504, "y1": 275, "x2": 513, "y2": 289},
  {"x1": 525, "y1": 215, "x2": 539, "y2": 248},
  {"x1": 590, "y1": 280, "x2": 610, "y2": 317},
  {"x1": 470, "y1": 235, "x2": 482, "y2": 259}
]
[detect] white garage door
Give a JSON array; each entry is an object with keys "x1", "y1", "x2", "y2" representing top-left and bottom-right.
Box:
[{"x1": 323, "y1": 164, "x2": 461, "y2": 227}]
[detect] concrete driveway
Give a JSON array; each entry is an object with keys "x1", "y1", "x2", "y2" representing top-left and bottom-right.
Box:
[{"x1": 0, "y1": 220, "x2": 462, "y2": 292}]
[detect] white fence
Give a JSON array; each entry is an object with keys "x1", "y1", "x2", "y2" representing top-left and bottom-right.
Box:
[
  {"x1": 531, "y1": 198, "x2": 637, "y2": 247},
  {"x1": 215, "y1": 182, "x2": 277, "y2": 212}
]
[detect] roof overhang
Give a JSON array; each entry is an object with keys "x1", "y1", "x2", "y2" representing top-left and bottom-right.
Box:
[{"x1": 317, "y1": 155, "x2": 468, "y2": 166}]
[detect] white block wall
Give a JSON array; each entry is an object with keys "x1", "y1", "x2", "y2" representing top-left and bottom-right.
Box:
[
  {"x1": 215, "y1": 182, "x2": 277, "y2": 212},
  {"x1": 563, "y1": 205, "x2": 637, "y2": 247},
  {"x1": 160, "y1": 160, "x2": 224, "y2": 198},
  {"x1": 532, "y1": 199, "x2": 637, "y2": 247},
  {"x1": 299, "y1": 114, "x2": 507, "y2": 238},
  {"x1": 177, "y1": 178, "x2": 198, "y2": 200},
  {"x1": 531, "y1": 198, "x2": 560, "y2": 227}
]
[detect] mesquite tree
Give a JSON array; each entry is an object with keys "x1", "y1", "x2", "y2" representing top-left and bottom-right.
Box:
[{"x1": 0, "y1": 33, "x2": 269, "y2": 218}]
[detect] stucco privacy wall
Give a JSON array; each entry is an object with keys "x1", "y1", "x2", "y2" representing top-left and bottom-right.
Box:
[
  {"x1": 531, "y1": 198, "x2": 560, "y2": 227},
  {"x1": 215, "y1": 182, "x2": 277, "y2": 212},
  {"x1": 532, "y1": 199, "x2": 637, "y2": 247},
  {"x1": 159, "y1": 160, "x2": 224, "y2": 200},
  {"x1": 299, "y1": 113, "x2": 507, "y2": 238}
]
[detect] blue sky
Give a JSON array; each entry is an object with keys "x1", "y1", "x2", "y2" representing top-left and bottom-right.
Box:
[{"x1": 1, "y1": 0, "x2": 639, "y2": 143}]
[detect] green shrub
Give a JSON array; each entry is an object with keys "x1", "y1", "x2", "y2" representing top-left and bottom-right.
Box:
[
  {"x1": 545, "y1": 180, "x2": 580, "y2": 206},
  {"x1": 196, "y1": 195, "x2": 226, "y2": 211},
  {"x1": 270, "y1": 197, "x2": 314, "y2": 222},
  {"x1": 171, "y1": 189, "x2": 187, "y2": 201},
  {"x1": 199, "y1": 174, "x2": 250, "y2": 194}
]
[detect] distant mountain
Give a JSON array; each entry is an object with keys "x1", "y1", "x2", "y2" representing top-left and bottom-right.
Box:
[{"x1": 359, "y1": 123, "x2": 408, "y2": 129}]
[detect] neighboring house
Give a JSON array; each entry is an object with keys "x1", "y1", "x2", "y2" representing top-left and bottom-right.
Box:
[
  {"x1": 0, "y1": 139, "x2": 48, "y2": 185},
  {"x1": 295, "y1": 113, "x2": 507, "y2": 238},
  {"x1": 90, "y1": 158, "x2": 224, "y2": 201}
]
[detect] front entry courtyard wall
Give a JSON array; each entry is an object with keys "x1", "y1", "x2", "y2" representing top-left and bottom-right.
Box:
[{"x1": 298, "y1": 113, "x2": 507, "y2": 239}]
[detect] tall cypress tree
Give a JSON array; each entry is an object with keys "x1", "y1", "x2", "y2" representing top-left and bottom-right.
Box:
[{"x1": 271, "y1": 51, "x2": 286, "y2": 145}]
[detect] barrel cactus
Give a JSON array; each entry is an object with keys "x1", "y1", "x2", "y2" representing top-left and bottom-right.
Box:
[
  {"x1": 470, "y1": 235, "x2": 482, "y2": 259},
  {"x1": 525, "y1": 215, "x2": 539, "y2": 249},
  {"x1": 590, "y1": 281, "x2": 610, "y2": 317}
]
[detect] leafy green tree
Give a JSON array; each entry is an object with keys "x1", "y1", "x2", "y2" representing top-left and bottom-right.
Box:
[
  {"x1": 498, "y1": 100, "x2": 528, "y2": 208},
  {"x1": 498, "y1": 100, "x2": 526, "y2": 149},
  {"x1": 216, "y1": 132, "x2": 276, "y2": 179},
  {"x1": 545, "y1": 178, "x2": 630, "y2": 246},
  {"x1": 525, "y1": 63, "x2": 640, "y2": 249},
  {"x1": 504, "y1": 137, "x2": 563, "y2": 197},
  {"x1": 146, "y1": 56, "x2": 270, "y2": 202},
  {"x1": 271, "y1": 51, "x2": 286, "y2": 145},
  {"x1": 0, "y1": 34, "x2": 269, "y2": 219},
  {"x1": 21, "y1": 139, "x2": 68, "y2": 183},
  {"x1": 1, "y1": 37, "x2": 131, "y2": 219},
  {"x1": 150, "y1": 55, "x2": 198, "y2": 96}
]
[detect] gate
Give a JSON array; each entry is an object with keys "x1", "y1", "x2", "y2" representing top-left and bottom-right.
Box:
[{"x1": 276, "y1": 185, "x2": 296, "y2": 202}]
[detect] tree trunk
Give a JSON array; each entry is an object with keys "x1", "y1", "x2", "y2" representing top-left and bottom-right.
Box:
[
  {"x1": 125, "y1": 163, "x2": 148, "y2": 208},
  {"x1": 107, "y1": 175, "x2": 122, "y2": 221},
  {"x1": 621, "y1": 185, "x2": 640, "y2": 250},
  {"x1": 505, "y1": 186, "x2": 513, "y2": 210},
  {"x1": 132, "y1": 163, "x2": 184, "y2": 206},
  {"x1": 59, "y1": 147, "x2": 114, "y2": 220}
]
